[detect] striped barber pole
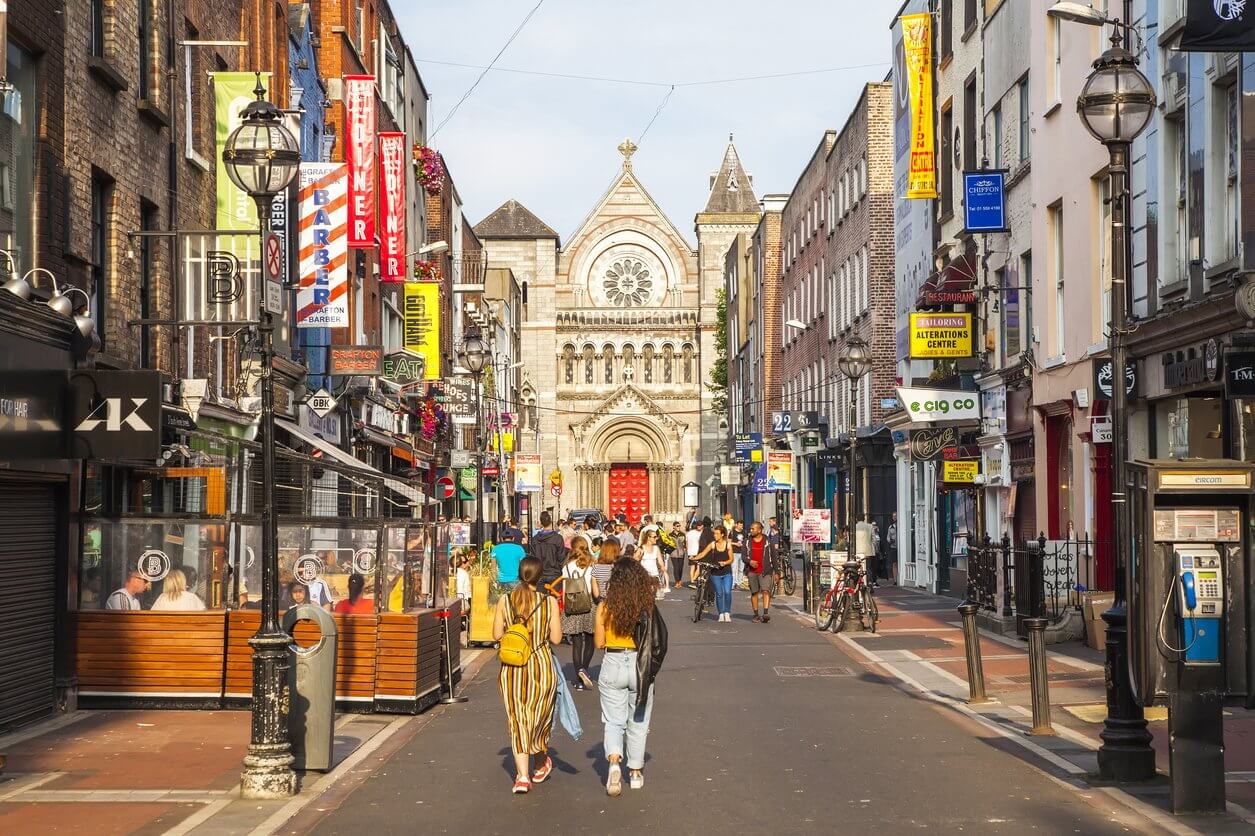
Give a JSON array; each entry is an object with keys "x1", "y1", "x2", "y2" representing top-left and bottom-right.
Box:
[{"x1": 297, "y1": 163, "x2": 349, "y2": 328}]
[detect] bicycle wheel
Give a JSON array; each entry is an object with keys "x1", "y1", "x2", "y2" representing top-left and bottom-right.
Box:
[
  {"x1": 814, "y1": 589, "x2": 836, "y2": 631},
  {"x1": 863, "y1": 587, "x2": 879, "y2": 633},
  {"x1": 693, "y1": 577, "x2": 707, "y2": 622},
  {"x1": 782, "y1": 559, "x2": 796, "y2": 596},
  {"x1": 831, "y1": 591, "x2": 852, "y2": 633}
]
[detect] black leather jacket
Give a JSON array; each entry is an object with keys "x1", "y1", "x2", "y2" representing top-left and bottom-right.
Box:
[{"x1": 632, "y1": 604, "x2": 668, "y2": 711}]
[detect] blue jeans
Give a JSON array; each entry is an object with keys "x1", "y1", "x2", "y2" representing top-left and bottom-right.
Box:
[
  {"x1": 598, "y1": 650, "x2": 654, "y2": 770},
  {"x1": 711, "y1": 573, "x2": 733, "y2": 615}
]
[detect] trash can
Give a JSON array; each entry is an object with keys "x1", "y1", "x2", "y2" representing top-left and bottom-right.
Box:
[{"x1": 283, "y1": 604, "x2": 337, "y2": 771}]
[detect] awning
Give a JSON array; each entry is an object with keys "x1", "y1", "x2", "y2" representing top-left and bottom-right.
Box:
[
  {"x1": 276, "y1": 418, "x2": 433, "y2": 505},
  {"x1": 917, "y1": 251, "x2": 978, "y2": 306}
]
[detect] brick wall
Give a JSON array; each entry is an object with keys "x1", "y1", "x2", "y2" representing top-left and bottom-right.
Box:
[{"x1": 753, "y1": 207, "x2": 784, "y2": 426}]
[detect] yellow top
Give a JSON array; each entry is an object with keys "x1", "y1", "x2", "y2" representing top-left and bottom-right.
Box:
[{"x1": 604, "y1": 620, "x2": 636, "y2": 650}]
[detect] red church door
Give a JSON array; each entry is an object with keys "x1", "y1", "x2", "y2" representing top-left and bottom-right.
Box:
[{"x1": 608, "y1": 463, "x2": 649, "y2": 524}]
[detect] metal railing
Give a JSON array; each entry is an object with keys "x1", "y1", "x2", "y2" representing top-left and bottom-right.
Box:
[{"x1": 967, "y1": 532, "x2": 1107, "y2": 631}]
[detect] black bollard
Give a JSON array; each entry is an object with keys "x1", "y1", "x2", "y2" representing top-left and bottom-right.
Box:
[
  {"x1": 958, "y1": 603, "x2": 990, "y2": 704},
  {"x1": 1023, "y1": 617, "x2": 1053, "y2": 735}
]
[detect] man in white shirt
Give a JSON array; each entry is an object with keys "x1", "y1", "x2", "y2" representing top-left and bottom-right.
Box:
[{"x1": 105, "y1": 571, "x2": 150, "y2": 610}]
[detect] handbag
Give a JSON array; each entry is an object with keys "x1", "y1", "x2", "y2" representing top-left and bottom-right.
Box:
[
  {"x1": 563, "y1": 566, "x2": 593, "y2": 615},
  {"x1": 498, "y1": 595, "x2": 545, "y2": 667}
]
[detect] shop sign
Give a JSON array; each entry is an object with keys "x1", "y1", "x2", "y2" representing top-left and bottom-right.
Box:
[
  {"x1": 941, "y1": 444, "x2": 981, "y2": 460},
  {"x1": 449, "y1": 449, "x2": 472, "y2": 469},
  {"x1": 942, "y1": 460, "x2": 980, "y2": 483},
  {"x1": 383, "y1": 351, "x2": 426, "y2": 386},
  {"x1": 344, "y1": 75, "x2": 376, "y2": 247},
  {"x1": 770, "y1": 410, "x2": 819, "y2": 434},
  {"x1": 751, "y1": 461, "x2": 771, "y2": 494},
  {"x1": 296, "y1": 163, "x2": 349, "y2": 328},
  {"x1": 908, "y1": 426, "x2": 958, "y2": 460},
  {"x1": 896, "y1": 387, "x2": 980, "y2": 423},
  {"x1": 329, "y1": 345, "x2": 383, "y2": 376},
  {"x1": 307, "y1": 388, "x2": 337, "y2": 419},
  {"x1": 482, "y1": 459, "x2": 500, "y2": 478},
  {"x1": 293, "y1": 553, "x2": 324, "y2": 584},
  {"x1": 766, "y1": 451, "x2": 794, "y2": 490},
  {"x1": 0, "y1": 371, "x2": 67, "y2": 459},
  {"x1": 962, "y1": 170, "x2": 1007, "y2": 233},
  {"x1": 458, "y1": 467, "x2": 477, "y2": 491},
  {"x1": 791, "y1": 508, "x2": 832, "y2": 544},
  {"x1": 901, "y1": 13, "x2": 937, "y2": 199},
  {"x1": 1010, "y1": 459, "x2": 1035, "y2": 481},
  {"x1": 1157, "y1": 470, "x2": 1252, "y2": 490},
  {"x1": 70, "y1": 370, "x2": 162, "y2": 461},
  {"x1": 733, "y1": 432, "x2": 763, "y2": 461},
  {"x1": 213, "y1": 71, "x2": 270, "y2": 231},
  {"x1": 378, "y1": 132, "x2": 406, "y2": 281},
  {"x1": 1162, "y1": 339, "x2": 1219, "y2": 390},
  {"x1": 1224, "y1": 349, "x2": 1255, "y2": 398},
  {"x1": 402, "y1": 283, "x2": 441, "y2": 380},
  {"x1": 136, "y1": 549, "x2": 172, "y2": 582},
  {"x1": 162, "y1": 406, "x2": 197, "y2": 434},
  {"x1": 816, "y1": 449, "x2": 842, "y2": 468},
  {"x1": 515, "y1": 453, "x2": 542, "y2": 492},
  {"x1": 1092, "y1": 418, "x2": 1113, "y2": 444},
  {"x1": 909, "y1": 312, "x2": 972, "y2": 358},
  {"x1": 1092, "y1": 357, "x2": 1137, "y2": 400},
  {"x1": 719, "y1": 464, "x2": 742, "y2": 486},
  {"x1": 443, "y1": 377, "x2": 477, "y2": 425}
]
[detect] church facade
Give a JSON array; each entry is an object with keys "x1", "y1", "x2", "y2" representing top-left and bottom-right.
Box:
[{"x1": 475, "y1": 139, "x2": 759, "y2": 522}]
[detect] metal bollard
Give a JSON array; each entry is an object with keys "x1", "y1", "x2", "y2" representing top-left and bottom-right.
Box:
[
  {"x1": 957, "y1": 603, "x2": 990, "y2": 704},
  {"x1": 438, "y1": 606, "x2": 468, "y2": 705},
  {"x1": 1023, "y1": 617, "x2": 1054, "y2": 735}
]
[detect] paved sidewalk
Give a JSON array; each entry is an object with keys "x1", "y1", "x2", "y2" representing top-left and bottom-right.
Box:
[
  {"x1": 783, "y1": 584, "x2": 1255, "y2": 834},
  {"x1": 0, "y1": 649, "x2": 486, "y2": 835}
]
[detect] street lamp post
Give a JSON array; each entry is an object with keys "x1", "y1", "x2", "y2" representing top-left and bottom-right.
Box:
[
  {"x1": 459, "y1": 330, "x2": 489, "y2": 553},
  {"x1": 222, "y1": 77, "x2": 301, "y2": 799},
  {"x1": 1066, "y1": 14, "x2": 1157, "y2": 782},
  {"x1": 837, "y1": 336, "x2": 871, "y2": 568}
]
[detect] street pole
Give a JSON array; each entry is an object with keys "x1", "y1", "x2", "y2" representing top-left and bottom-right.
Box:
[
  {"x1": 1097, "y1": 139, "x2": 1155, "y2": 781},
  {"x1": 848, "y1": 378, "x2": 858, "y2": 567},
  {"x1": 474, "y1": 369, "x2": 484, "y2": 553},
  {"x1": 240, "y1": 198, "x2": 296, "y2": 799}
]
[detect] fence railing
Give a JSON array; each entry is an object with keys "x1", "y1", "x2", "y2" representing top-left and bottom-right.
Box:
[{"x1": 966, "y1": 532, "x2": 1107, "y2": 632}]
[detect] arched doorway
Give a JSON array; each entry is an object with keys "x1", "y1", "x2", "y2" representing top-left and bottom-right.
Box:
[{"x1": 579, "y1": 417, "x2": 677, "y2": 522}]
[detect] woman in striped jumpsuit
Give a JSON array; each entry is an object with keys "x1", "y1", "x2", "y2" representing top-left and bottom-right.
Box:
[{"x1": 493, "y1": 556, "x2": 563, "y2": 794}]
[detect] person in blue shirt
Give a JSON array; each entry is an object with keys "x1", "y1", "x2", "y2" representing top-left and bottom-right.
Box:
[{"x1": 493, "y1": 537, "x2": 526, "y2": 587}]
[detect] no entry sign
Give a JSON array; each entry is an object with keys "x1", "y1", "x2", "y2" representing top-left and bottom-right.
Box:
[{"x1": 436, "y1": 475, "x2": 455, "y2": 500}]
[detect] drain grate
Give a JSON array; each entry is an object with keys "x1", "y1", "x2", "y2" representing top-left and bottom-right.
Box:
[
  {"x1": 847, "y1": 634, "x2": 950, "y2": 650},
  {"x1": 773, "y1": 665, "x2": 855, "y2": 677},
  {"x1": 1001, "y1": 670, "x2": 1103, "y2": 685}
]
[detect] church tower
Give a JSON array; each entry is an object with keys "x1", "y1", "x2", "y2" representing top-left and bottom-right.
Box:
[{"x1": 694, "y1": 137, "x2": 761, "y2": 492}]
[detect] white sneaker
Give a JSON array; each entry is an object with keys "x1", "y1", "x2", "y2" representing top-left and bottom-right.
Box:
[
  {"x1": 629, "y1": 771, "x2": 644, "y2": 790},
  {"x1": 607, "y1": 764, "x2": 622, "y2": 797}
]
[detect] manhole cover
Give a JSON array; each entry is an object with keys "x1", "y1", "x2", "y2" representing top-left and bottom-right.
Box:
[
  {"x1": 1002, "y1": 671, "x2": 1103, "y2": 685},
  {"x1": 847, "y1": 635, "x2": 950, "y2": 650},
  {"x1": 773, "y1": 666, "x2": 855, "y2": 677}
]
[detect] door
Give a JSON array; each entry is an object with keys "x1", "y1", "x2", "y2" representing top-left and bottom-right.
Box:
[
  {"x1": 0, "y1": 482, "x2": 57, "y2": 732},
  {"x1": 608, "y1": 463, "x2": 649, "y2": 524}
]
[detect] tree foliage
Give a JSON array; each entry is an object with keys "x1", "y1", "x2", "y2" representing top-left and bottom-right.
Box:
[{"x1": 708, "y1": 288, "x2": 728, "y2": 413}]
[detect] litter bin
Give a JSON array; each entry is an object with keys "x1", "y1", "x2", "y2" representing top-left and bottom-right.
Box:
[{"x1": 283, "y1": 604, "x2": 337, "y2": 771}]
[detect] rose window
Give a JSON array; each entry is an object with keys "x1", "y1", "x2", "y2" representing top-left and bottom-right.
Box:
[{"x1": 603, "y1": 259, "x2": 654, "y2": 307}]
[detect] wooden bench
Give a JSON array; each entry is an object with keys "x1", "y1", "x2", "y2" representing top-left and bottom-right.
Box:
[{"x1": 73, "y1": 611, "x2": 229, "y2": 701}]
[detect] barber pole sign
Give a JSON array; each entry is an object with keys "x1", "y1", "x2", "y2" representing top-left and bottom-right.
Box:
[
  {"x1": 345, "y1": 75, "x2": 376, "y2": 248},
  {"x1": 296, "y1": 163, "x2": 349, "y2": 328},
  {"x1": 379, "y1": 132, "x2": 406, "y2": 282}
]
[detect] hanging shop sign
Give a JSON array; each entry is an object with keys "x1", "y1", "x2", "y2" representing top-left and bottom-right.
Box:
[
  {"x1": 733, "y1": 432, "x2": 764, "y2": 462},
  {"x1": 719, "y1": 465, "x2": 743, "y2": 486},
  {"x1": 458, "y1": 467, "x2": 477, "y2": 492},
  {"x1": 770, "y1": 411, "x2": 820, "y2": 434},
  {"x1": 941, "y1": 459, "x2": 980, "y2": 483},
  {"x1": 751, "y1": 461, "x2": 771, "y2": 494},
  {"x1": 766, "y1": 451, "x2": 794, "y2": 491},
  {"x1": 306, "y1": 388, "x2": 338, "y2": 419},
  {"x1": 962, "y1": 170, "x2": 1008, "y2": 233},
  {"x1": 901, "y1": 13, "x2": 937, "y2": 199},
  {"x1": 402, "y1": 283, "x2": 441, "y2": 380},
  {"x1": 69, "y1": 370, "x2": 163, "y2": 461},
  {"x1": 909, "y1": 312, "x2": 973, "y2": 358},
  {"x1": 482, "y1": 459, "x2": 500, "y2": 478},
  {"x1": 896, "y1": 387, "x2": 980, "y2": 423},
  {"x1": 449, "y1": 449, "x2": 472, "y2": 469},
  {"x1": 382, "y1": 351, "x2": 425, "y2": 386},
  {"x1": 791, "y1": 508, "x2": 832, "y2": 545},
  {"x1": 179, "y1": 231, "x2": 266, "y2": 325},
  {"x1": 344, "y1": 75, "x2": 376, "y2": 248},
  {"x1": 1224, "y1": 349, "x2": 1255, "y2": 398},
  {"x1": 443, "y1": 377, "x2": 477, "y2": 425},
  {"x1": 378, "y1": 132, "x2": 407, "y2": 282},
  {"x1": 1092, "y1": 357, "x2": 1137, "y2": 401},
  {"x1": 213, "y1": 71, "x2": 271, "y2": 231},
  {"x1": 908, "y1": 426, "x2": 958, "y2": 460},
  {"x1": 329, "y1": 345, "x2": 383, "y2": 376},
  {"x1": 1180, "y1": 1, "x2": 1255, "y2": 51},
  {"x1": 1161, "y1": 338, "x2": 1220, "y2": 391},
  {"x1": 296, "y1": 163, "x2": 349, "y2": 328}
]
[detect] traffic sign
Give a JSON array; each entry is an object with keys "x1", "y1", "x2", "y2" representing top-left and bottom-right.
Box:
[
  {"x1": 551, "y1": 484, "x2": 562, "y2": 497},
  {"x1": 265, "y1": 233, "x2": 283, "y2": 281},
  {"x1": 436, "y1": 475, "x2": 455, "y2": 500},
  {"x1": 307, "y1": 388, "x2": 337, "y2": 419}
]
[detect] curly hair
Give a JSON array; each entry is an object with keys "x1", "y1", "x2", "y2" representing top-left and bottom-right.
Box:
[{"x1": 603, "y1": 557, "x2": 653, "y2": 637}]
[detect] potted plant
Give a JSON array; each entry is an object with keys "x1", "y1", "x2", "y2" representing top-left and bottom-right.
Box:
[{"x1": 413, "y1": 145, "x2": 445, "y2": 195}]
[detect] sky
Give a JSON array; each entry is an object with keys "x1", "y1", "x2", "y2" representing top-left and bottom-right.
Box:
[{"x1": 396, "y1": 1, "x2": 895, "y2": 242}]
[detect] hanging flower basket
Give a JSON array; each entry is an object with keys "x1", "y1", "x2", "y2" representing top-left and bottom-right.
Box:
[
  {"x1": 412, "y1": 258, "x2": 441, "y2": 281},
  {"x1": 413, "y1": 145, "x2": 445, "y2": 195}
]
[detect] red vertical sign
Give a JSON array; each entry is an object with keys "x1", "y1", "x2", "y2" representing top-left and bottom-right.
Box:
[
  {"x1": 378, "y1": 132, "x2": 406, "y2": 282},
  {"x1": 344, "y1": 75, "x2": 376, "y2": 248}
]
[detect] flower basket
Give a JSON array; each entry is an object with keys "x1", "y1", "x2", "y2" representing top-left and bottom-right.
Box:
[
  {"x1": 413, "y1": 258, "x2": 441, "y2": 282},
  {"x1": 413, "y1": 145, "x2": 445, "y2": 195}
]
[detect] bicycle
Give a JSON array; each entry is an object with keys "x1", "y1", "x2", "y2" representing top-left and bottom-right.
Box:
[
  {"x1": 691, "y1": 563, "x2": 715, "y2": 623},
  {"x1": 814, "y1": 559, "x2": 878, "y2": 633},
  {"x1": 774, "y1": 551, "x2": 796, "y2": 597}
]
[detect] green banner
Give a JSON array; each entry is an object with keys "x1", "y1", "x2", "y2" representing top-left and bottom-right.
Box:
[{"x1": 213, "y1": 72, "x2": 270, "y2": 230}]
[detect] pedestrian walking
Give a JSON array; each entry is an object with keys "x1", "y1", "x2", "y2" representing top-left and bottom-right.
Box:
[
  {"x1": 595, "y1": 557, "x2": 667, "y2": 796},
  {"x1": 742, "y1": 521, "x2": 778, "y2": 623},
  {"x1": 559, "y1": 539, "x2": 600, "y2": 690},
  {"x1": 530, "y1": 511, "x2": 568, "y2": 591},
  {"x1": 492, "y1": 556, "x2": 563, "y2": 795},
  {"x1": 591, "y1": 538, "x2": 618, "y2": 597},
  {"x1": 684, "y1": 519, "x2": 704, "y2": 586},
  {"x1": 668, "y1": 521, "x2": 687, "y2": 590},
  {"x1": 692, "y1": 525, "x2": 735, "y2": 621},
  {"x1": 637, "y1": 528, "x2": 667, "y2": 597},
  {"x1": 730, "y1": 519, "x2": 747, "y2": 589},
  {"x1": 885, "y1": 512, "x2": 898, "y2": 583}
]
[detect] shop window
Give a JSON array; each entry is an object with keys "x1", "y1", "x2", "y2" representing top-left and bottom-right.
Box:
[
  {"x1": 80, "y1": 521, "x2": 231, "y2": 611},
  {"x1": 1155, "y1": 397, "x2": 1223, "y2": 460}
]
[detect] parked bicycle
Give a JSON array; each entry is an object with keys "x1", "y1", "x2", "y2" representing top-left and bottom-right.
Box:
[
  {"x1": 774, "y1": 550, "x2": 797, "y2": 597},
  {"x1": 814, "y1": 558, "x2": 877, "y2": 633},
  {"x1": 691, "y1": 563, "x2": 715, "y2": 623}
]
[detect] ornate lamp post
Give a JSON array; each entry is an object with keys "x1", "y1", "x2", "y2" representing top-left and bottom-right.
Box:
[
  {"x1": 458, "y1": 329, "x2": 489, "y2": 552},
  {"x1": 222, "y1": 77, "x2": 301, "y2": 799},
  {"x1": 837, "y1": 336, "x2": 871, "y2": 566},
  {"x1": 1070, "y1": 19, "x2": 1157, "y2": 782}
]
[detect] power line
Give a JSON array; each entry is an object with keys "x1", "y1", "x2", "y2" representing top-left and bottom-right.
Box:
[
  {"x1": 416, "y1": 58, "x2": 671, "y2": 88},
  {"x1": 430, "y1": 0, "x2": 547, "y2": 139},
  {"x1": 637, "y1": 85, "x2": 675, "y2": 145}
]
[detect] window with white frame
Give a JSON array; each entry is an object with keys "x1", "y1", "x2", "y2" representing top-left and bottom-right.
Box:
[
  {"x1": 1165, "y1": 111, "x2": 1187, "y2": 286},
  {"x1": 840, "y1": 262, "x2": 850, "y2": 330},
  {"x1": 1050, "y1": 204, "x2": 1065, "y2": 355},
  {"x1": 1223, "y1": 79, "x2": 1239, "y2": 260},
  {"x1": 861, "y1": 247, "x2": 870, "y2": 313},
  {"x1": 1018, "y1": 75, "x2": 1030, "y2": 161},
  {"x1": 1097, "y1": 175, "x2": 1111, "y2": 342},
  {"x1": 839, "y1": 173, "x2": 848, "y2": 216}
]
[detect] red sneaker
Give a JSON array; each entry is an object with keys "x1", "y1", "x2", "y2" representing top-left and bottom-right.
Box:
[
  {"x1": 530, "y1": 756, "x2": 553, "y2": 784},
  {"x1": 512, "y1": 776, "x2": 531, "y2": 794}
]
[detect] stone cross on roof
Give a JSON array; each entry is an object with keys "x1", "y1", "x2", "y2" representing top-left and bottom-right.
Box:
[{"x1": 618, "y1": 138, "x2": 638, "y2": 170}]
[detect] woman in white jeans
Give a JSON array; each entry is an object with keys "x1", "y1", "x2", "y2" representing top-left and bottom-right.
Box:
[{"x1": 594, "y1": 557, "x2": 657, "y2": 796}]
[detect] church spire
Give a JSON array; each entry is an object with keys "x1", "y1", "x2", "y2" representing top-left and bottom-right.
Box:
[{"x1": 702, "y1": 136, "x2": 758, "y2": 214}]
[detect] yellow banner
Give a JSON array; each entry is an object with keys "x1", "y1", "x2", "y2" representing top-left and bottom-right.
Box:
[
  {"x1": 902, "y1": 14, "x2": 938, "y2": 200},
  {"x1": 943, "y1": 460, "x2": 979, "y2": 483},
  {"x1": 909, "y1": 312, "x2": 973, "y2": 358},
  {"x1": 402, "y1": 283, "x2": 441, "y2": 380}
]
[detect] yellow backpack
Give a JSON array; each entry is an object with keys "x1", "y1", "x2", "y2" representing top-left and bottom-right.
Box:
[{"x1": 499, "y1": 595, "x2": 545, "y2": 667}]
